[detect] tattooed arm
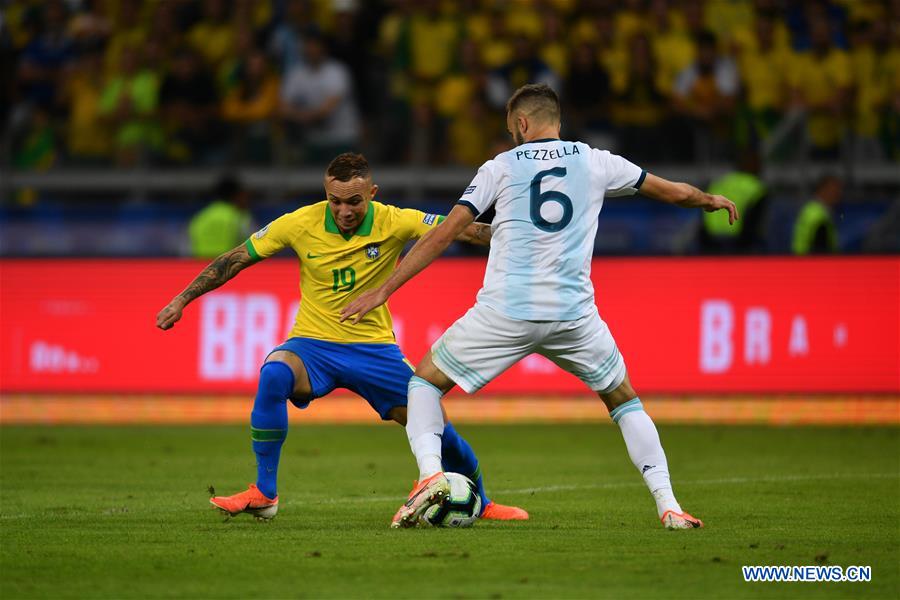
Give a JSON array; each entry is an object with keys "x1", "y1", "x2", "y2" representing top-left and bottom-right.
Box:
[
  {"x1": 454, "y1": 222, "x2": 492, "y2": 246},
  {"x1": 156, "y1": 244, "x2": 257, "y2": 330}
]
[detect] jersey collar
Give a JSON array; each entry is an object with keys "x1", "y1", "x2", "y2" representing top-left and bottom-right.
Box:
[
  {"x1": 523, "y1": 138, "x2": 560, "y2": 144},
  {"x1": 324, "y1": 201, "x2": 375, "y2": 240}
]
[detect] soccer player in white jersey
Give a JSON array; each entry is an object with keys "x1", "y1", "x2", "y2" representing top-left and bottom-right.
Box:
[{"x1": 342, "y1": 83, "x2": 738, "y2": 529}]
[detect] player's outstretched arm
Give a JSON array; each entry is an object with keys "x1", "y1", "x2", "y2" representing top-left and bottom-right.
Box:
[
  {"x1": 341, "y1": 204, "x2": 475, "y2": 324},
  {"x1": 454, "y1": 222, "x2": 492, "y2": 246},
  {"x1": 639, "y1": 173, "x2": 739, "y2": 224},
  {"x1": 156, "y1": 244, "x2": 257, "y2": 330}
]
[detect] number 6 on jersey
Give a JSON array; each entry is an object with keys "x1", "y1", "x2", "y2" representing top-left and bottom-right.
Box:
[{"x1": 530, "y1": 167, "x2": 572, "y2": 232}]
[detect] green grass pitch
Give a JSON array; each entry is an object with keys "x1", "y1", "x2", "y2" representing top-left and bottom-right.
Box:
[{"x1": 1, "y1": 423, "x2": 898, "y2": 599}]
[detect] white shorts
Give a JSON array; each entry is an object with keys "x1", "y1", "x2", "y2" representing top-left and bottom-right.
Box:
[{"x1": 431, "y1": 303, "x2": 626, "y2": 394}]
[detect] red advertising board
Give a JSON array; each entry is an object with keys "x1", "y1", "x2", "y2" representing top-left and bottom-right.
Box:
[{"x1": 1, "y1": 258, "x2": 897, "y2": 394}]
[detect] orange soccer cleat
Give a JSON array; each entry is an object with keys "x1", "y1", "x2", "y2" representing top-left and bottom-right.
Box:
[
  {"x1": 391, "y1": 472, "x2": 450, "y2": 529},
  {"x1": 481, "y1": 501, "x2": 529, "y2": 520},
  {"x1": 210, "y1": 484, "x2": 278, "y2": 520},
  {"x1": 660, "y1": 509, "x2": 703, "y2": 529}
]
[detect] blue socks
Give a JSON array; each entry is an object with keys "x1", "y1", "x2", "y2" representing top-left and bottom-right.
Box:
[
  {"x1": 441, "y1": 422, "x2": 490, "y2": 510},
  {"x1": 249, "y1": 364, "x2": 491, "y2": 511},
  {"x1": 250, "y1": 361, "x2": 293, "y2": 499}
]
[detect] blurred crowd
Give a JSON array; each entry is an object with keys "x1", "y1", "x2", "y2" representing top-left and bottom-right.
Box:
[{"x1": 3, "y1": 0, "x2": 899, "y2": 170}]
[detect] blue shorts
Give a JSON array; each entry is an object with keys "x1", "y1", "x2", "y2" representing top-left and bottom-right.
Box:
[{"x1": 268, "y1": 337, "x2": 414, "y2": 420}]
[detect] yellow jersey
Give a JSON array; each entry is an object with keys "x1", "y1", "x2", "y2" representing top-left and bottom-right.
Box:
[
  {"x1": 246, "y1": 200, "x2": 444, "y2": 344},
  {"x1": 788, "y1": 50, "x2": 852, "y2": 147}
]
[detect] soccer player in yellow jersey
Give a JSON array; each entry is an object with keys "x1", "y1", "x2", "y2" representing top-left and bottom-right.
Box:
[{"x1": 156, "y1": 153, "x2": 527, "y2": 522}]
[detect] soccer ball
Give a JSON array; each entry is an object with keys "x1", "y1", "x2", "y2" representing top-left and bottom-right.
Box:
[{"x1": 421, "y1": 472, "x2": 482, "y2": 528}]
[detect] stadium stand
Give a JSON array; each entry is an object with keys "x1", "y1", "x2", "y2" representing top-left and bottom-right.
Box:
[{"x1": 1, "y1": 0, "x2": 898, "y2": 255}]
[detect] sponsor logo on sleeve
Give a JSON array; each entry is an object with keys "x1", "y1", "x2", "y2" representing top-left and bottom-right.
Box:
[
  {"x1": 423, "y1": 214, "x2": 437, "y2": 225},
  {"x1": 463, "y1": 185, "x2": 477, "y2": 195},
  {"x1": 254, "y1": 224, "x2": 271, "y2": 239}
]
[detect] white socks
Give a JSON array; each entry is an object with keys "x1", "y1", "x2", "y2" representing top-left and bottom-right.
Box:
[
  {"x1": 407, "y1": 376, "x2": 445, "y2": 479},
  {"x1": 610, "y1": 398, "x2": 682, "y2": 518},
  {"x1": 407, "y1": 383, "x2": 682, "y2": 517}
]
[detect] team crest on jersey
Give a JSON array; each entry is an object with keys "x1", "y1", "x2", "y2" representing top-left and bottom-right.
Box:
[
  {"x1": 254, "y1": 224, "x2": 271, "y2": 239},
  {"x1": 423, "y1": 213, "x2": 437, "y2": 225},
  {"x1": 365, "y1": 243, "x2": 381, "y2": 260}
]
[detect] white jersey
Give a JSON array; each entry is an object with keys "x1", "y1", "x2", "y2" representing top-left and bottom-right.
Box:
[{"x1": 458, "y1": 139, "x2": 645, "y2": 321}]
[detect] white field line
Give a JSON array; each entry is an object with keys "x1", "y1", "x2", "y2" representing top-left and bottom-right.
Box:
[
  {"x1": 284, "y1": 471, "x2": 900, "y2": 506},
  {"x1": 1, "y1": 472, "x2": 896, "y2": 519}
]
